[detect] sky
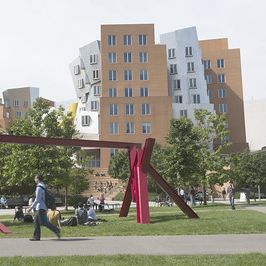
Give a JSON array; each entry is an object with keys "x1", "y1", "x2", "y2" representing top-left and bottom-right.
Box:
[{"x1": 0, "y1": 0, "x2": 265, "y2": 102}]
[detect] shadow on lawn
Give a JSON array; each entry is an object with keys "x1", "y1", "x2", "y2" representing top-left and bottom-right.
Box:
[{"x1": 150, "y1": 214, "x2": 188, "y2": 224}]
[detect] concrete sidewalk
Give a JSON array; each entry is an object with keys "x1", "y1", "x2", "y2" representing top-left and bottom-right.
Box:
[{"x1": 1, "y1": 234, "x2": 266, "y2": 257}]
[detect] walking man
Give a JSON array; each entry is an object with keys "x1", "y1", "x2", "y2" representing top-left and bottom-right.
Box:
[
  {"x1": 28, "y1": 174, "x2": 60, "y2": 241},
  {"x1": 227, "y1": 183, "x2": 235, "y2": 210}
]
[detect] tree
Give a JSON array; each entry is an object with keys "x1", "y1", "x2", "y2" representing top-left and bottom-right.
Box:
[
  {"x1": 164, "y1": 110, "x2": 230, "y2": 204},
  {"x1": 108, "y1": 150, "x2": 129, "y2": 182},
  {"x1": 0, "y1": 98, "x2": 90, "y2": 208},
  {"x1": 228, "y1": 151, "x2": 266, "y2": 199},
  {"x1": 192, "y1": 110, "x2": 230, "y2": 204}
]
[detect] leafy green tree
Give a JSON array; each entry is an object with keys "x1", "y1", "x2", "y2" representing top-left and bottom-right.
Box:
[
  {"x1": 108, "y1": 150, "x2": 129, "y2": 182},
  {"x1": 193, "y1": 110, "x2": 230, "y2": 204},
  {"x1": 0, "y1": 98, "x2": 90, "y2": 208},
  {"x1": 228, "y1": 151, "x2": 266, "y2": 199}
]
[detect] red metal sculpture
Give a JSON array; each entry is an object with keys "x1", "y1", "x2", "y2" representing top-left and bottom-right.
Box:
[{"x1": 0, "y1": 134, "x2": 198, "y2": 225}]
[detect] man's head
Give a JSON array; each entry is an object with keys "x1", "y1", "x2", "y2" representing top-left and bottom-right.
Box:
[{"x1": 34, "y1": 175, "x2": 43, "y2": 184}]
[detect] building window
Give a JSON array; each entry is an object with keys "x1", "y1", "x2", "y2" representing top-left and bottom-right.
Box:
[
  {"x1": 222, "y1": 135, "x2": 230, "y2": 144},
  {"x1": 140, "y1": 69, "x2": 148, "y2": 80},
  {"x1": 78, "y1": 79, "x2": 84, "y2": 89},
  {"x1": 109, "y1": 88, "x2": 117, "y2": 97},
  {"x1": 124, "y1": 70, "x2": 133, "y2": 80},
  {"x1": 110, "y1": 148, "x2": 119, "y2": 157},
  {"x1": 185, "y1": 46, "x2": 193, "y2": 57},
  {"x1": 142, "y1": 122, "x2": 151, "y2": 134},
  {"x1": 81, "y1": 115, "x2": 90, "y2": 126},
  {"x1": 74, "y1": 65, "x2": 80, "y2": 75},
  {"x1": 142, "y1": 103, "x2": 151, "y2": 115},
  {"x1": 187, "y1": 62, "x2": 195, "y2": 73},
  {"x1": 109, "y1": 103, "x2": 118, "y2": 115},
  {"x1": 189, "y1": 78, "x2": 197, "y2": 89},
  {"x1": 203, "y1": 60, "x2": 211, "y2": 69},
  {"x1": 173, "y1": 79, "x2": 181, "y2": 90},
  {"x1": 108, "y1": 52, "x2": 117, "y2": 64},
  {"x1": 125, "y1": 87, "x2": 133, "y2": 97},
  {"x1": 139, "y1": 52, "x2": 148, "y2": 63},
  {"x1": 168, "y1": 48, "x2": 175, "y2": 59},
  {"x1": 91, "y1": 101, "x2": 99, "y2": 111},
  {"x1": 218, "y1": 88, "x2": 227, "y2": 98},
  {"x1": 219, "y1": 103, "x2": 227, "y2": 113},
  {"x1": 93, "y1": 70, "x2": 99, "y2": 80},
  {"x1": 109, "y1": 122, "x2": 119, "y2": 134},
  {"x1": 140, "y1": 87, "x2": 149, "y2": 97},
  {"x1": 192, "y1": 94, "x2": 200, "y2": 104},
  {"x1": 170, "y1": 64, "x2": 177, "y2": 75},
  {"x1": 124, "y1": 52, "x2": 132, "y2": 63},
  {"x1": 15, "y1": 111, "x2": 22, "y2": 118},
  {"x1": 109, "y1": 70, "x2": 117, "y2": 81},
  {"x1": 205, "y1": 74, "x2": 212, "y2": 84},
  {"x1": 175, "y1": 95, "x2": 183, "y2": 103},
  {"x1": 207, "y1": 89, "x2": 213, "y2": 100},
  {"x1": 13, "y1": 99, "x2": 19, "y2": 107},
  {"x1": 126, "y1": 122, "x2": 135, "y2": 134},
  {"x1": 108, "y1": 35, "x2": 116, "y2": 46},
  {"x1": 23, "y1": 100, "x2": 28, "y2": 107},
  {"x1": 138, "y1": 34, "x2": 147, "y2": 45},
  {"x1": 125, "y1": 103, "x2": 134, "y2": 115},
  {"x1": 217, "y1": 59, "x2": 225, "y2": 68},
  {"x1": 93, "y1": 86, "x2": 101, "y2": 96},
  {"x1": 180, "y1": 109, "x2": 187, "y2": 117},
  {"x1": 124, "y1": 35, "x2": 132, "y2": 46},
  {"x1": 217, "y1": 74, "x2": 226, "y2": 83},
  {"x1": 90, "y1": 54, "x2": 97, "y2": 64}
]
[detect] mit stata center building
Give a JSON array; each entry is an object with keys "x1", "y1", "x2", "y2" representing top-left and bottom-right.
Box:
[{"x1": 69, "y1": 24, "x2": 248, "y2": 169}]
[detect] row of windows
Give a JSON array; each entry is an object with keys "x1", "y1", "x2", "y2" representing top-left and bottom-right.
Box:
[
  {"x1": 11, "y1": 100, "x2": 29, "y2": 108},
  {"x1": 205, "y1": 73, "x2": 226, "y2": 84},
  {"x1": 207, "y1": 88, "x2": 227, "y2": 99},
  {"x1": 109, "y1": 103, "x2": 151, "y2": 115},
  {"x1": 108, "y1": 69, "x2": 148, "y2": 81},
  {"x1": 108, "y1": 34, "x2": 148, "y2": 46},
  {"x1": 172, "y1": 78, "x2": 197, "y2": 90},
  {"x1": 203, "y1": 59, "x2": 225, "y2": 69},
  {"x1": 15, "y1": 111, "x2": 28, "y2": 118},
  {"x1": 169, "y1": 62, "x2": 195, "y2": 74},
  {"x1": 168, "y1": 47, "x2": 193, "y2": 59},
  {"x1": 174, "y1": 94, "x2": 201, "y2": 104},
  {"x1": 109, "y1": 87, "x2": 149, "y2": 97},
  {"x1": 108, "y1": 51, "x2": 148, "y2": 64},
  {"x1": 109, "y1": 122, "x2": 151, "y2": 134}
]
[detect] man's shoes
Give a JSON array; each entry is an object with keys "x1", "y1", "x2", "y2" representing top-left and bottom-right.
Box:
[
  {"x1": 55, "y1": 230, "x2": 61, "y2": 239},
  {"x1": 29, "y1": 238, "x2": 40, "y2": 241}
]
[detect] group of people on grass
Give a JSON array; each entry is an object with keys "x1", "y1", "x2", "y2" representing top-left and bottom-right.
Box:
[{"x1": 11, "y1": 174, "x2": 103, "y2": 241}]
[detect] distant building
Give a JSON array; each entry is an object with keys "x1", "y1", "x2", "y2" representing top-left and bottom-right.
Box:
[
  {"x1": 199, "y1": 39, "x2": 248, "y2": 153},
  {"x1": 2, "y1": 87, "x2": 39, "y2": 123}
]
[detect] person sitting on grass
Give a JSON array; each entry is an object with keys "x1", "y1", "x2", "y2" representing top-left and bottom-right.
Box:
[
  {"x1": 13, "y1": 205, "x2": 24, "y2": 222},
  {"x1": 87, "y1": 204, "x2": 97, "y2": 221},
  {"x1": 47, "y1": 204, "x2": 61, "y2": 229},
  {"x1": 75, "y1": 202, "x2": 88, "y2": 225}
]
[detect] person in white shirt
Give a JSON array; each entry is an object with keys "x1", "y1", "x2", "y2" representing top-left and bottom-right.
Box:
[{"x1": 87, "y1": 205, "x2": 97, "y2": 221}]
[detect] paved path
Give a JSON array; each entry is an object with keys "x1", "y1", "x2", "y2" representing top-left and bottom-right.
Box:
[{"x1": 1, "y1": 234, "x2": 266, "y2": 257}]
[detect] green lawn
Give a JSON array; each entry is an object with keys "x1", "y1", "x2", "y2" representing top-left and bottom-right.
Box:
[
  {"x1": 1, "y1": 203, "x2": 266, "y2": 238},
  {"x1": 1, "y1": 254, "x2": 266, "y2": 266}
]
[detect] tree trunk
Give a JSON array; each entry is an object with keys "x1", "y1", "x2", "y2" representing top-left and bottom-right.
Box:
[
  {"x1": 202, "y1": 184, "x2": 207, "y2": 205},
  {"x1": 64, "y1": 185, "x2": 68, "y2": 211}
]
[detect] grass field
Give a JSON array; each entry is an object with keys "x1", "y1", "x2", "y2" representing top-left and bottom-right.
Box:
[
  {"x1": 1, "y1": 203, "x2": 266, "y2": 238},
  {"x1": 1, "y1": 254, "x2": 266, "y2": 266}
]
